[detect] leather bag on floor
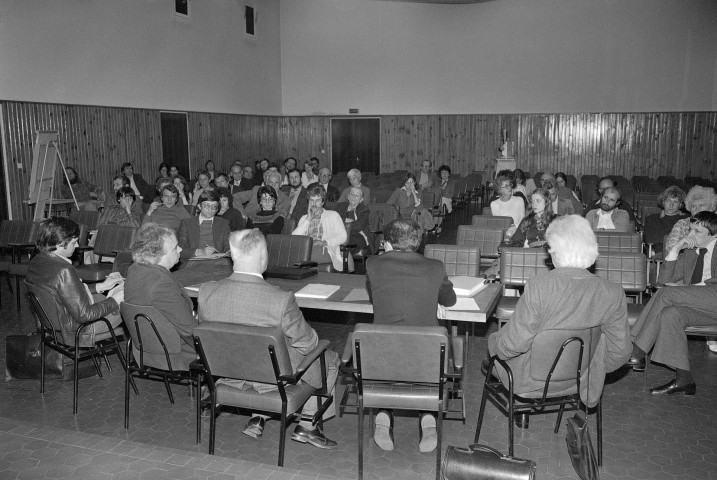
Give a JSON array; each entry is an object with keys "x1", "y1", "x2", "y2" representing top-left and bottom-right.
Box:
[
  {"x1": 441, "y1": 444, "x2": 536, "y2": 480},
  {"x1": 5, "y1": 333, "x2": 97, "y2": 382},
  {"x1": 566, "y1": 411, "x2": 599, "y2": 480}
]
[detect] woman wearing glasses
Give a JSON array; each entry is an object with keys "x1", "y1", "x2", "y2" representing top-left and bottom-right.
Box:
[
  {"x1": 142, "y1": 184, "x2": 191, "y2": 233},
  {"x1": 99, "y1": 186, "x2": 143, "y2": 228},
  {"x1": 247, "y1": 186, "x2": 285, "y2": 235}
]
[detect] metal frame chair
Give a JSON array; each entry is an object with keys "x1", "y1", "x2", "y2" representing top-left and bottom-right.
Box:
[
  {"x1": 475, "y1": 328, "x2": 603, "y2": 465},
  {"x1": 193, "y1": 322, "x2": 332, "y2": 467},
  {"x1": 75, "y1": 224, "x2": 137, "y2": 282}
]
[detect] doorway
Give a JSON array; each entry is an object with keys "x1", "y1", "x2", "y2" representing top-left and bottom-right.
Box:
[
  {"x1": 331, "y1": 118, "x2": 380, "y2": 175},
  {"x1": 160, "y1": 112, "x2": 190, "y2": 179}
]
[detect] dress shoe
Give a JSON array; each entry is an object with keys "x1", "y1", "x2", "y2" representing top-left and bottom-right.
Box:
[
  {"x1": 626, "y1": 356, "x2": 646, "y2": 372},
  {"x1": 419, "y1": 414, "x2": 438, "y2": 453},
  {"x1": 374, "y1": 411, "x2": 394, "y2": 451},
  {"x1": 242, "y1": 416, "x2": 265, "y2": 439},
  {"x1": 649, "y1": 379, "x2": 696, "y2": 396},
  {"x1": 291, "y1": 425, "x2": 338, "y2": 449}
]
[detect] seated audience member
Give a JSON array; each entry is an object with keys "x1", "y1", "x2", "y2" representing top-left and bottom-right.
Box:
[
  {"x1": 541, "y1": 172, "x2": 583, "y2": 215},
  {"x1": 591, "y1": 177, "x2": 635, "y2": 223},
  {"x1": 61, "y1": 167, "x2": 103, "y2": 211},
  {"x1": 664, "y1": 185, "x2": 717, "y2": 253},
  {"x1": 293, "y1": 184, "x2": 347, "y2": 271},
  {"x1": 173, "y1": 175, "x2": 193, "y2": 206},
  {"x1": 416, "y1": 160, "x2": 439, "y2": 191},
  {"x1": 142, "y1": 184, "x2": 191, "y2": 233},
  {"x1": 234, "y1": 170, "x2": 290, "y2": 219},
  {"x1": 644, "y1": 186, "x2": 688, "y2": 255},
  {"x1": 239, "y1": 165, "x2": 259, "y2": 191},
  {"x1": 246, "y1": 186, "x2": 285, "y2": 235},
  {"x1": 204, "y1": 160, "x2": 216, "y2": 181},
  {"x1": 488, "y1": 215, "x2": 631, "y2": 407},
  {"x1": 153, "y1": 177, "x2": 173, "y2": 202},
  {"x1": 105, "y1": 175, "x2": 130, "y2": 210},
  {"x1": 336, "y1": 186, "x2": 370, "y2": 272},
  {"x1": 554, "y1": 172, "x2": 579, "y2": 200},
  {"x1": 125, "y1": 223, "x2": 198, "y2": 363},
  {"x1": 512, "y1": 168, "x2": 528, "y2": 197},
  {"x1": 228, "y1": 163, "x2": 245, "y2": 194},
  {"x1": 99, "y1": 186, "x2": 143, "y2": 228},
  {"x1": 216, "y1": 188, "x2": 246, "y2": 232},
  {"x1": 364, "y1": 218, "x2": 456, "y2": 453},
  {"x1": 169, "y1": 165, "x2": 180, "y2": 177},
  {"x1": 280, "y1": 168, "x2": 309, "y2": 223},
  {"x1": 437, "y1": 165, "x2": 456, "y2": 214},
  {"x1": 585, "y1": 187, "x2": 630, "y2": 231},
  {"x1": 316, "y1": 168, "x2": 340, "y2": 202},
  {"x1": 213, "y1": 172, "x2": 230, "y2": 190},
  {"x1": 122, "y1": 162, "x2": 151, "y2": 203},
  {"x1": 310, "y1": 156, "x2": 320, "y2": 175},
  {"x1": 178, "y1": 190, "x2": 230, "y2": 263},
  {"x1": 387, "y1": 172, "x2": 437, "y2": 231},
  {"x1": 197, "y1": 229, "x2": 340, "y2": 448},
  {"x1": 490, "y1": 170, "x2": 527, "y2": 207},
  {"x1": 337, "y1": 168, "x2": 371, "y2": 206},
  {"x1": 542, "y1": 178, "x2": 574, "y2": 216},
  {"x1": 156, "y1": 162, "x2": 170, "y2": 182},
  {"x1": 627, "y1": 211, "x2": 717, "y2": 395},
  {"x1": 256, "y1": 158, "x2": 270, "y2": 178},
  {"x1": 281, "y1": 157, "x2": 298, "y2": 185},
  {"x1": 301, "y1": 159, "x2": 319, "y2": 188},
  {"x1": 503, "y1": 188, "x2": 556, "y2": 248},
  {"x1": 490, "y1": 172, "x2": 526, "y2": 238},
  {"x1": 191, "y1": 170, "x2": 214, "y2": 205},
  {"x1": 27, "y1": 217, "x2": 124, "y2": 334}
]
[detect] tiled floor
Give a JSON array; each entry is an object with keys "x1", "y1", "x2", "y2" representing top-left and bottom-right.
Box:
[{"x1": 1, "y1": 204, "x2": 717, "y2": 479}]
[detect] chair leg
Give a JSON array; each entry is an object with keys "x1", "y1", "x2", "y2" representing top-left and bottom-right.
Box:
[
  {"x1": 195, "y1": 374, "x2": 202, "y2": 444},
  {"x1": 208, "y1": 397, "x2": 216, "y2": 455},
  {"x1": 554, "y1": 402, "x2": 567, "y2": 433},
  {"x1": 4, "y1": 271, "x2": 13, "y2": 294},
  {"x1": 73, "y1": 346, "x2": 80, "y2": 415},
  {"x1": 436, "y1": 406, "x2": 443, "y2": 480},
  {"x1": 358, "y1": 401, "x2": 365, "y2": 480},
  {"x1": 163, "y1": 376, "x2": 175, "y2": 404},
  {"x1": 40, "y1": 340, "x2": 46, "y2": 394},
  {"x1": 507, "y1": 397, "x2": 515, "y2": 458},
  {"x1": 111, "y1": 332, "x2": 138, "y2": 395},
  {"x1": 15, "y1": 275, "x2": 20, "y2": 311},
  {"x1": 91, "y1": 354, "x2": 103, "y2": 378},
  {"x1": 473, "y1": 387, "x2": 489, "y2": 443},
  {"x1": 124, "y1": 367, "x2": 131, "y2": 429},
  {"x1": 597, "y1": 399, "x2": 603, "y2": 466},
  {"x1": 278, "y1": 408, "x2": 287, "y2": 467}
]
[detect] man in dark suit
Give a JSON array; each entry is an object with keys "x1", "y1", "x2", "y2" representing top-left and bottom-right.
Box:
[
  {"x1": 317, "y1": 168, "x2": 340, "y2": 202},
  {"x1": 125, "y1": 223, "x2": 198, "y2": 365},
  {"x1": 177, "y1": 190, "x2": 231, "y2": 264},
  {"x1": 197, "y1": 229, "x2": 340, "y2": 448},
  {"x1": 228, "y1": 163, "x2": 245, "y2": 195},
  {"x1": 628, "y1": 211, "x2": 717, "y2": 396},
  {"x1": 364, "y1": 218, "x2": 456, "y2": 453},
  {"x1": 280, "y1": 169, "x2": 309, "y2": 223},
  {"x1": 121, "y1": 162, "x2": 153, "y2": 204}
]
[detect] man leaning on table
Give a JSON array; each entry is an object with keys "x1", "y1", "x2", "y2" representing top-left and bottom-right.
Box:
[
  {"x1": 364, "y1": 218, "x2": 456, "y2": 453},
  {"x1": 197, "y1": 228, "x2": 340, "y2": 449}
]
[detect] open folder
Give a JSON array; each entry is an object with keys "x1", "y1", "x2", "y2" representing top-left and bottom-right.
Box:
[{"x1": 448, "y1": 276, "x2": 488, "y2": 297}]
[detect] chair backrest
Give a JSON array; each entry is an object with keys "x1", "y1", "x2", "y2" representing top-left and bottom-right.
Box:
[
  {"x1": 499, "y1": 247, "x2": 552, "y2": 286},
  {"x1": 471, "y1": 215, "x2": 513, "y2": 230},
  {"x1": 193, "y1": 322, "x2": 292, "y2": 384},
  {"x1": 120, "y1": 302, "x2": 187, "y2": 371},
  {"x1": 424, "y1": 244, "x2": 480, "y2": 277},
  {"x1": 528, "y1": 327, "x2": 601, "y2": 385},
  {"x1": 93, "y1": 224, "x2": 138, "y2": 257},
  {"x1": 0, "y1": 220, "x2": 39, "y2": 249},
  {"x1": 594, "y1": 231, "x2": 642, "y2": 253},
  {"x1": 281, "y1": 217, "x2": 297, "y2": 235},
  {"x1": 593, "y1": 251, "x2": 647, "y2": 293},
  {"x1": 481, "y1": 206, "x2": 492, "y2": 216},
  {"x1": 456, "y1": 225, "x2": 505, "y2": 259},
  {"x1": 367, "y1": 203, "x2": 399, "y2": 232},
  {"x1": 26, "y1": 282, "x2": 71, "y2": 345},
  {"x1": 266, "y1": 234, "x2": 312, "y2": 267},
  {"x1": 69, "y1": 210, "x2": 101, "y2": 230},
  {"x1": 352, "y1": 323, "x2": 448, "y2": 384},
  {"x1": 420, "y1": 189, "x2": 437, "y2": 207}
]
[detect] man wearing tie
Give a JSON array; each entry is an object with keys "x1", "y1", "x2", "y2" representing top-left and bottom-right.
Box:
[{"x1": 627, "y1": 211, "x2": 717, "y2": 396}]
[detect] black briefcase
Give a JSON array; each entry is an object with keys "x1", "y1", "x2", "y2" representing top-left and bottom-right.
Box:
[
  {"x1": 5, "y1": 333, "x2": 97, "y2": 382},
  {"x1": 264, "y1": 267, "x2": 318, "y2": 280},
  {"x1": 441, "y1": 444, "x2": 536, "y2": 480}
]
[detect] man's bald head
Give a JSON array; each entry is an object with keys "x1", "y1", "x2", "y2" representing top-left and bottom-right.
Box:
[{"x1": 229, "y1": 229, "x2": 268, "y2": 273}]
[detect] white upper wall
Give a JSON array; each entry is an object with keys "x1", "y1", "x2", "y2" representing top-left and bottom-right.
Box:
[
  {"x1": 280, "y1": 0, "x2": 717, "y2": 115},
  {"x1": 0, "y1": 0, "x2": 282, "y2": 115}
]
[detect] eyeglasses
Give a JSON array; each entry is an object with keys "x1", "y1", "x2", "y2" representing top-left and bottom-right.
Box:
[
  {"x1": 201, "y1": 203, "x2": 220, "y2": 211},
  {"x1": 319, "y1": 173, "x2": 331, "y2": 177},
  {"x1": 260, "y1": 196, "x2": 275, "y2": 203},
  {"x1": 162, "y1": 194, "x2": 177, "y2": 199}
]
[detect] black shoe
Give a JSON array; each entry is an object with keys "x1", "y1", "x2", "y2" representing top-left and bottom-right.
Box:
[
  {"x1": 291, "y1": 425, "x2": 338, "y2": 449},
  {"x1": 649, "y1": 379, "x2": 696, "y2": 396},
  {"x1": 626, "y1": 356, "x2": 646, "y2": 372},
  {"x1": 242, "y1": 416, "x2": 265, "y2": 439}
]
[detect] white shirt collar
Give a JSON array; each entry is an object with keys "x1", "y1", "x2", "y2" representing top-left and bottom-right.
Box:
[{"x1": 233, "y1": 270, "x2": 264, "y2": 279}]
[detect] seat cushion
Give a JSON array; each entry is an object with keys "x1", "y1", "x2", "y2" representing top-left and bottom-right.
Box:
[
  {"x1": 495, "y1": 296, "x2": 519, "y2": 319},
  {"x1": 362, "y1": 382, "x2": 441, "y2": 411},
  {"x1": 216, "y1": 381, "x2": 315, "y2": 414},
  {"x1": 75, "y1": 264, "x2": 113, "y2": 282}
]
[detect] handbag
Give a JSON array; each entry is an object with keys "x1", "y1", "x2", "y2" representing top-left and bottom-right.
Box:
[
  {"x1": 441, "y1": 444, "x2": 536, "y2": 480},
  {"x1": 565, "y1": 329, "x2": 600, "y2": 480},
  {"x1": 5, "y1": 333, "x2": 97, "y2": 382}
]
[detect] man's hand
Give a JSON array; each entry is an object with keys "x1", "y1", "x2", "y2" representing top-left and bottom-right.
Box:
[
  {"x1": 146, "y1": 201, "x2": 161, "y2": 215},
  {"x1": 437, "y1": 304, "x2": 447, "y2": 320},
  {"x1": 665, "y1": 235, "x2": 697, "y2": 261},
  {"x1": 96, "y1": 273, "x2": 124, "y2": 293},
  {"x1": 195, "y1": 246, "x2": 218, "y2": 257}
]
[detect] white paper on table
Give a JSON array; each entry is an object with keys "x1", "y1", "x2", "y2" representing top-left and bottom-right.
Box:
[
  {"x1": 295, "y1": 284, "x2": 341, "y2": 300},
  {"x1": 446, "y1": 297, "x2": 481, "y2": 311},
  {"x1": 448, "y1": 276, "x2": 488, "y2": 297},
  {"x1": 343, "y1": 288, "x2": 370, "y2": 302}
]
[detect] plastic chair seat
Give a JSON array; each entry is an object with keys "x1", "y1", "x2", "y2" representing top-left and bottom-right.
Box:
[
  {"x1": 495, "y1": 297, "x2": 519, "y2": 320},
  {"x1": 216, "y1": 381, "x2": 314, "y2": 413},
  {"x1": 362, "y1": 383, "x2": 441, "y2": 410}
]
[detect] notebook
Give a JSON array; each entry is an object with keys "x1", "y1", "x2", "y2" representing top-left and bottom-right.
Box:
[
  {"x1": 448, "y1": 276, "x2": 488, "y2": 297},
  {"x1": 294, "y1": 284, "x2": 341, "y2": 300}
]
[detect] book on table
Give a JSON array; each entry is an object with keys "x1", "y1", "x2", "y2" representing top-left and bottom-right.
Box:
[
  {"x1": 294, "y1": 284, "x2": 341, "y2": 300},
  {"x1": 448, "y1": 276, "x2": 488, "y2": 297}
]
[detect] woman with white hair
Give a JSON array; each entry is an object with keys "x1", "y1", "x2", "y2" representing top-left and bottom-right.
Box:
[
  {"x1": 664, "y1": 185, "x2": 717, "y2": 253},
  {"x1": 337, "y1": 169, "x2": 371, "y2": 206},
  {"x1": 487, "y1": 215, "x2": 631, "y2": 408}
]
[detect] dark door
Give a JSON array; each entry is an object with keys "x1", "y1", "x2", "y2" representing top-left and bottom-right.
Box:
[
  {"x1": 160, "y1": 112, "x2": 190, "y2": 179},
  {"x1": 331, "y1": 118, "x2": 380, "y2": 175}
]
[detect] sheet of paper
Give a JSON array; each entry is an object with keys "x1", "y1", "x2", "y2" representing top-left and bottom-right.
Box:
[
  {"x1": 448, "y1": 276, "x2": 488, "y2": 297},
  {"x1": 295, "y1": 284, "x2": 341, "y2": 300},
  {"x1": 342, "y1": 288, "x2": 370, "y2": 302},
  {"x1": 446, "y1": 297, "x2": 481, "y2": 311}
]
